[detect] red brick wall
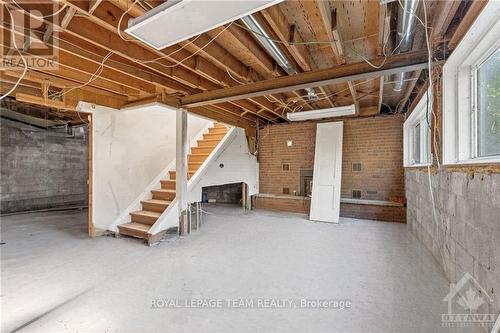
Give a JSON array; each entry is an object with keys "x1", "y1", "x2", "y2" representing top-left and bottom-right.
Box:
[
  {"x1": 341, "y1": 114, "x2": 405, "y2": 202},
  {"x1": 258, "y1": 115, "x2": 406, "y2": 222}
]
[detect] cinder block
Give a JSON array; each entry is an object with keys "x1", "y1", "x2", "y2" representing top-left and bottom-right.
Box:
[
  {"x1": 455, "y1": 243, "x2": 475, "y2": 277},
  {"x1": 450, "y1": 172, "x2": 468, "y2": 197}
]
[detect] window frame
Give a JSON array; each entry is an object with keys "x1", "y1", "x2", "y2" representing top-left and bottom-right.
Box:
[
  {"x1": 403, "y1": 89, "x2": 432, "y2": 167},
  {"x1": 472, "y1": 46, "x2": 500, "y2": 159},
  {"x1": 442, "y1": 1, "x2": 500, "y2": 165}
]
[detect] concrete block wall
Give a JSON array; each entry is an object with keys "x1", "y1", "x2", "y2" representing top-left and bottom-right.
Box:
[
  {"x1": 0, "y1": 118, "x2": 88, "y2": 213},
  {"x1": 405, "y1": 169, "x2": 500, "y2": 315}
]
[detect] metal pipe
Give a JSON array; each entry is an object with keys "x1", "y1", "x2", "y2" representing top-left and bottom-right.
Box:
[
  {"x1": 393, "y1": 0, "x2": 419, "y2": 92},
  {"x1": 241, "y1": 15, "x2": 318, "y2": 101}
]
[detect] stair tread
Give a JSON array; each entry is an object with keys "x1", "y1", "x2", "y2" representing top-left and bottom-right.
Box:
[
  {"x1": 152, "y1": 189, "x2": 176, "y2": 193},
  {"x1": 142, "y1": 199, "x2": 171, "y2": 205},
  {"x1": 118, "y1": 222, "x2": 150, "y2": 233},
  {"x1": 189, "y1": 153, "x2": 210, "y2": 156},
  {"x1": 198, "y1": 138, "x2": 220, "y2": 142},
  {"x1": 130, "y1": 210, "x2": 162, "y2": 218}
]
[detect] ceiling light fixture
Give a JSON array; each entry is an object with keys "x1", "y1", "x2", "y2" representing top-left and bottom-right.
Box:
[
  {"x1": 125, "y1": 0, "x2": 284, "y2": 50},
  {"x1": 286, "y1": 104, "x2": 356, "y2": 121}
]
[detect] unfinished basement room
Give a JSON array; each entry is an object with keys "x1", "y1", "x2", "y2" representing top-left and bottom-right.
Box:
[{"x1": 1, "y1": 0, "x2": 499, "y2": 332}]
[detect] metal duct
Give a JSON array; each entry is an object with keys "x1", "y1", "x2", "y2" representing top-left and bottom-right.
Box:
[
  {"x1": 241, "y1": 15, "x2": 318, "y2": 100},
  {"x1": 393, "y1": 0, "x2": 419, "y2": 92}
]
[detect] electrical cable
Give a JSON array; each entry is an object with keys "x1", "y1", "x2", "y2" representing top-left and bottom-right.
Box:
[
  {"x1": 11, "y1": 0, "x2": 68, "y2": 19},
  {"x1": 117, "y1": 0, "x2": 140, "y2": 41},
  {"x1": 0, "y1": 4, "x2": 28, "y2": 102},
  {"x1": 49, "y1": 51, "x2": 114, "y2": 99}
]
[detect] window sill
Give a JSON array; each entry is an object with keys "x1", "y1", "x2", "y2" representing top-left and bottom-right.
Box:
[
  {"x1": 445, "y1": 156, "x2": 500, "y2": 166},
  {"x1": 404, "y1": 163, "x2": 432, "y2": 168}
]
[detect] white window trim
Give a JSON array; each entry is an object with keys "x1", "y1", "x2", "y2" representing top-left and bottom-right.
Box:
[
  {"x1": 442, "y1": 1, "x2": 500, "y2": 165},
  {"x1": 404, "y1": 89, "x2": 432, "y2": 167}
]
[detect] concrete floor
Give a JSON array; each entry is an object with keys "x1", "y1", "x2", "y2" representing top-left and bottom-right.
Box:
[{"x1": 1, "y1": 205, "x2": 460, "y2": 332}]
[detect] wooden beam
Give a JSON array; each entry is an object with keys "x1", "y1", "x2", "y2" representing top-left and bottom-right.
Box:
[
  {"x1": 181, "y1": 50, "x2": 430, "y2": 108},
  {"x1": 316, "y1": 2, "x2": 359, "y2": 110},
  {"x1": 431, "y1": 0, "x2": 461, "y2": 40},
  {"x1": 88, "y1": 0, "x2": 104, "y2": 14},
  {"x1": 256, "y1": 10, "x2": 335, "y2": 108},
  {"x1": 448, "y1": 1, "x2": 488, "y2": 51},
  {"x1": 259, "y1": 8, "x2": 311, "y2": 72}
]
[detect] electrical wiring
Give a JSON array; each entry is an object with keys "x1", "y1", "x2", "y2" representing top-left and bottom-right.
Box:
[
  {"x1": 153, "y1": 23, "x2": 233, "y2": 68},
  {"x1": 49, "y1": 51, "x2": 114, "y2": 100},
  {"x1": 10, "y1": 0, "x2": 68, "y2": 19},
  {"x1": 225, "y1": 65, "x2": 296, "y2": 115},
  {"x1": 139, "y1": 32, "x2": 204, "y2": 64},
  {"x1": 117, "y1": 0, "x2": 140, "y2": 41},
  {"x1": 116, "y1": 0, "x2": 231, "y2": 68},
  {"x1": 0, "y1": 4, "x2": 28, "y2": 102}
]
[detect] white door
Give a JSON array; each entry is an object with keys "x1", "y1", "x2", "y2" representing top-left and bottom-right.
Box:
[{"x1": 310, "y1": 122, "x2": 343, "y2": 223}]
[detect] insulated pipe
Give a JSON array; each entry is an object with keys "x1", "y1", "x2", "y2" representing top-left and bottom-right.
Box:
[
  {"x1": 241, "y1": 15, "x2": 318, "y2": 100},
  {"x1": 393, "y1": 0, "x2": 419, "y2": 92}
]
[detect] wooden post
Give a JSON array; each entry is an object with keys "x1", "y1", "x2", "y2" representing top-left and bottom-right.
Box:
[{"x1": 176, "y1": 109, "x2": 189, "y2": 235}]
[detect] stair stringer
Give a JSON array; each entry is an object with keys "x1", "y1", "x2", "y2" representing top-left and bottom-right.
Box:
[
  {"x1": 108, "y1": 121, "x2": 214, "y2": 232},
  {"x1": 148, "y1": 127, "x2": 258, "y2": 235}
]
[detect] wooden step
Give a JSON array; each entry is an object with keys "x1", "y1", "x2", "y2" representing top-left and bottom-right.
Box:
[
  {"x1": 213, "y1": 123, "x2": 226, "y2": 129},
  {"x1": 188, "y1": 153, "x2": 209, "y2": 163},
  {"x1": 188, "y1": 161, "x2": 203, "y2": 170},
  {"x1": 141, "y1": 199, "x2": 171, "y2": 213},
  {"x1": 130, "y1": 210, "x2": 161, "y2": 225},
  {"x1": 160, "y1": 179, "x2": 176, "y2": 190},
  {"x1": 118, "y1": 222, "x2": 150, "y2": 240},
  {"x1": 197, "y1": 139, "x2": 219, "y2": 147},
  {"x1": 151, "y1": 189, "x2": 176, "y2": 201},
  {"x1": 169, "y1": 171, "x2": 196, "y2": 180},
  {"x1": 208, "y1": 127, "x2": 228, "y2": 135},
  {"x1": 203, "y1": 133, "x2": 225, "y2": 141},
  {"x1": 191, "y1": 147, "x2": 214, "y2": 155}
]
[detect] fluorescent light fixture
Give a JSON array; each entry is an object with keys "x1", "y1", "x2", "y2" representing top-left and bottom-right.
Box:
[
  {"x1": 286, "y1": 105, "x2": 356, "y2": 121},
  {"x1": 125, "y1": 0, "x2": 284, "y2": 50}
]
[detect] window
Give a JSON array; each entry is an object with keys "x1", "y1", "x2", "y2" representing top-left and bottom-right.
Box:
[
  {"x1": 282, "y1": 163, "x2": 290, "y2": 171},
  {"x1": 403, "y1": 89, "x2": 432, "y2": 167},
  {"x1": 443, "y1": 1, "x2": 500, "y2": 164},
  {"x1": 282, "y1": 187, "x2": 289, "y2": 195},
  {"x1": 352, "y1": 162, "x2": 362, "y2": 172},
  {"x1": 352, "y1": 190, "x2": 362, "y2": 199},
  {"x1": 475, "y1": 48, "x2": 500, "y2": 157}
]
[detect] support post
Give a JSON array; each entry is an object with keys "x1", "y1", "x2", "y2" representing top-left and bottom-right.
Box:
[{"x1": 176, "y1": 109, "x2": 189, "y2": 235}]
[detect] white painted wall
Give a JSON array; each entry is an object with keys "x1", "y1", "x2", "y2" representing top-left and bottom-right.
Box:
[
  {"x1": 77, "y1": 102, "x2": 210, "y2": 232},
  {"x1": 188, "y1": 127, "x2": 259, "y2": 202},
  {"x1": 149, "y1": 127, "x2": 259, "y2": 234}
]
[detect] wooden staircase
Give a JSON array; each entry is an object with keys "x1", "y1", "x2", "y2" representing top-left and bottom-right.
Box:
[{"x1": 117, "y1": 123, "x2": 229, "y2": 243}]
